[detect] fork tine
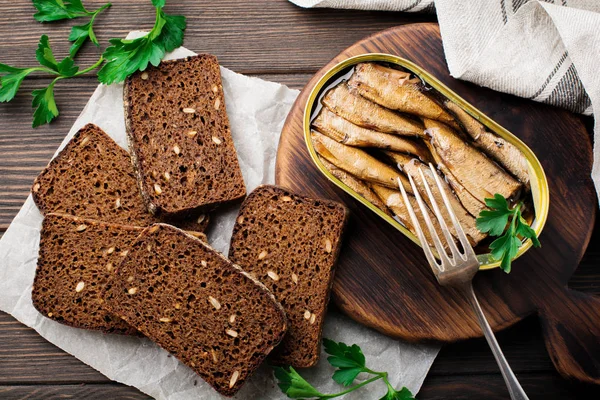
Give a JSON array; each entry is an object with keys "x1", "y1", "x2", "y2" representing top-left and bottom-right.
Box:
[
  {"x1": 428, "y1": 163, "x2": 477, "y2": 259},
  {"x1": 417, "y1": 167, "x2": 462, "y2": 260},
  {"x1": 397, "y1": 177, "x2": 442, "y2": 271},
  {"x1": 402, "y1": 175, "x2": 452, "y2": 271}
]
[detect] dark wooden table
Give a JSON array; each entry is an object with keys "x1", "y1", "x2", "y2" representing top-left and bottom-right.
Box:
[{"x1": 0, "y1": 1, "x2": 598, "y2": 399}]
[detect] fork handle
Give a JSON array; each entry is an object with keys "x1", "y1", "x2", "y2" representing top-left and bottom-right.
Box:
[{"x1": 462, "y1": 283, "x2": 529, "y2": 400}]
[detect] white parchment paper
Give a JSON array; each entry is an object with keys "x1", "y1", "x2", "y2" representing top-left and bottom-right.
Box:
[{"x1": 0, "y1": 33, "x2": 439, "y2": 399}]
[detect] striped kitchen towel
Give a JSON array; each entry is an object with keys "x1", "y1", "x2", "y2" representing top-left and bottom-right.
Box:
[
  {"x1": 288, "y1": 0, "x2": 434, "y2": 12},
  {"x1": 290, "y1": 0, "x2": 600, "y2": 199}
]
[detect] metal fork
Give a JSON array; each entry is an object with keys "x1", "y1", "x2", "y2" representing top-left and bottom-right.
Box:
[{"x1": 397, "y1": 164, "x2": 529, "y2": 400}]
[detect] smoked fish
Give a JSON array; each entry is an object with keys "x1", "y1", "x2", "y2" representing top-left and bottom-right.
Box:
[
  {"x1": 348, "y1": 63, "x2": 457, "y2": 127},
  {"x1": 311, "y1": 130, "x2": 413, "y2": 192},
  {"x1": 445, "y1": 101, "x2": 529, "y2": 185},
  {"x1": 423, "y1": 118, "x2": 521, "y2": 202},
  {"x1": 321, "y1": 83, "x2": 423, "y2": 137},
  {"x1": 319, "y1": 157, "x2": 392, "y2": 216},
  {"x1": 371, "y1": 184, "x2": 450, "y2": 249},
  {"x1": 403, "y1": 159, "x2": 487, "y2": 246},
  {"x1": 313, "y1": 108, "x2": 430, "y2": 159}
]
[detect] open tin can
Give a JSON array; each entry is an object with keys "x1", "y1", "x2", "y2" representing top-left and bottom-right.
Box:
[{"x1": 303, "y1": 53, "x2": 549, "y2": 270}]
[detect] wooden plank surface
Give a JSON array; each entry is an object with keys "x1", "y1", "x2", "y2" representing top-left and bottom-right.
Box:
[{"x1": 0, "y1": 0, "x2": 598, "y2": 398}]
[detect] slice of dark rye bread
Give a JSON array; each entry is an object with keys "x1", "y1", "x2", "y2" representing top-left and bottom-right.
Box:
[
  {"x1": 103, "y1": 224, "x2": 286, "y2": 397},
  {"x1": 124, "y1": 54, "x2": 247, "y2": 217},
  {"x1": 32, "y1": 213, "x2": 142, "y2": 334},
  {"x1": 31, "y1": 124, "x2": 210, "y2": 232},
  {"x1": 228, "y1": 185, "x2": 348, "y2": 367},
  {"x1": 123, "y1": 54, "x2": 246, "y2": 215}
]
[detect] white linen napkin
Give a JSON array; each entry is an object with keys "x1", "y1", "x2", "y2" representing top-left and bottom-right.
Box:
[
  {"x1": 289, "y1": 0, "x2": 600, "y2": 199},
  {"x1": 0, "y1": 33, "x2": 439, "y2": 399}
]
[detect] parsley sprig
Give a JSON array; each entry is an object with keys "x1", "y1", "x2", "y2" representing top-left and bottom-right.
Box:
[
  {"x1": 476, "y1": 194, "x2": 541, "y2": 273},
  {"x1": 0, "y1": 35, "x2": 103, "y2": 127},
  {"x1": 0, "y1": 0, "x2": 186, "y2": 127},
  {"x1": 33, "y1": 0, "x2": 112, "y2": 57},
  {"x1": 274, "y1": 339, "x2": 414, "y2": 400},
  {"x1": 97, "y1": 0, "x2": 186, "y2": 84}
]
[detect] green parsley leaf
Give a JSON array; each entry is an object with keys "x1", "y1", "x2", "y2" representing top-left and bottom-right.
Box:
[
  {"x1": 489, "y1": 229, "x2": 521, "y2": 273},
  {"x1": 35, "y1": 35, "x2": 59, "y2": 70},
  {"x1": 32, "y1": 0, "x2": 90, "y2": 22},
  {"x1": 68, "y1": 3, "x2": 111, "y2": 57},
  {"x1": 33, "y1": 1, "x2": 111, "y2": 57},
  {"x1": 153, "y1": 12, "x2": 186, "y2": 53},
  {"x1": 516, "y1": 212, "x2": 541, "y2": 248},
  {"x1": 69, "y1": 21, "x2": 94, "y2": 57},
  {"x1": 0, "y1": 64, "x2": 40, "y2": 102},
  {"x1": 323, "y1": 339, "x2": 366, "y2": 369},
  {"x1": 332, "y1": 368, "x2": 363, "y2": 387},
  {"x1": 273, "y1": 366, "x2": 325, "y2": 399},
  {"x1": 476, "y1": 193, "x2": 510, "y2": 236},
  {"x1": 151, "y1": 0, "x2": 166, "y2": 7},
  {"x1": 98, "y1": 4, "x2": 186, "y2": 85},
  {"x1": 32, "y1": 80, "x2": 59, "y2": 127},
  {"x1": 483, "y1": 193, "x2": 510, "y2": 211},
  {"x1": 476, "y1": 209, "x2": 509, "y2": 236},
  {"x1": 379, "y1": 386, "x2": 415, "y2": 400},
  {"x1": 97, "y1": 36, "x2": 163, "y2": 84},
  {"x1": 477, "y1": 194, "x2": 541, "y2": 273},
  {"x1": 36, "y1": 35, "x2": 79, "y2": 76},
  {"x1": 323, "y1": 338, "x2": 366, "y2": 386}
]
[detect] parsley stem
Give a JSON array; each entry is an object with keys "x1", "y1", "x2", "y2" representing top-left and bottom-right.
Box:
[
  {"x1": 49, "y1": 75, "x2": 65, "y2": 88},
  {"x1": 382, "y1": 373, "x2": 395, "y2": 393},
  {"x1": 75, "y1": 56, "x2": 105, "y2": 77},
  {"x1": 35, "y1": 66, "x2": 60, "y2": 75},
  {"x1": 321, "y1": 375, "x2": 384, "y2": 399},
  {"x1": 362, "y1": 367, "x2": 385, "y2": 376},
  {"x1": 90, "y1": 3, "x2": 112, "y2": 23},
  {"x1": 509, "y1": 202, "x2": 520, "y2": 233},
  {"x1": 148, "y1": 6, "x2": 164, "y2": 41},
  {"x1": 81, "y1": 2, "x2": 111, "y2": 16}
]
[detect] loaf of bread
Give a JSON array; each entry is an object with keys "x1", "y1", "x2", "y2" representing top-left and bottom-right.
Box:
[
  {"x1": 31, "y1": 124, "x2": 209, "y2": 232},
  {"x1": 103, "y1": 224, "x2": 286, "y2": 396},
  {"x1": 229, "y1": 185, "x2": 348, "y2": 367},
  {"x1": 32, "y1": 213, "x2": 141, "y2": 334},
  {"x1": 124, "y1": 55, "x2": 246, "y2": 217}
]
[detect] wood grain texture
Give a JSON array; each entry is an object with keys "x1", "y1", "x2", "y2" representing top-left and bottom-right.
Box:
[
  {"x1": 0, "y1": 384, "x2": 150, "y2": 399},
  {"x1": 1, "y1": 0, "x2": 599, "y2": 397},
  {"x1": 538, "y1": 289, "x2": 600, "y2": 383},
  {"x1": 419, "y1": 373, "x2": 600, "y2": 400},
  {"x1": 1, "y1": 376, "x2": 599, "y2": 400},
  {"x1": 275, "y1": 23, "x2": 600, "y2": 383},
  {"x1": 0, "y1": 1, "x2": 433, "y2": 73},
  {"x1": 0, "y1": 314, "x2": 109, "y2": 384}
]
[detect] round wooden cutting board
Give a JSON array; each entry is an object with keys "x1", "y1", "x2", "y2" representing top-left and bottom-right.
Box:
[{"x1": 275, "y1": 23, "x2": 600, "y2": 384}]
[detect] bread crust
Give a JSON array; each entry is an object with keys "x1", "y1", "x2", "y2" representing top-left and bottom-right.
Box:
[{"x1": 229, "y1": 185, "x2": 348, "y2": 367}]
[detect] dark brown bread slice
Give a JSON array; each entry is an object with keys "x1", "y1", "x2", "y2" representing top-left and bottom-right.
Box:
[
  {"x1": 228, "y1": 185, "x2": 348, "y2": 367},
  {"x1": 32, "y1": 213, "x2": 141, "y2": 334},
  {"x1": 103, "y1": 224, "x2": 286, "y2": 397},
  {"x1": 31, "y1": 124, "x2": 210, "y2": 232},
  {"x1": 124, "y1": 54, "x2": 246, "y2": 217}
]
